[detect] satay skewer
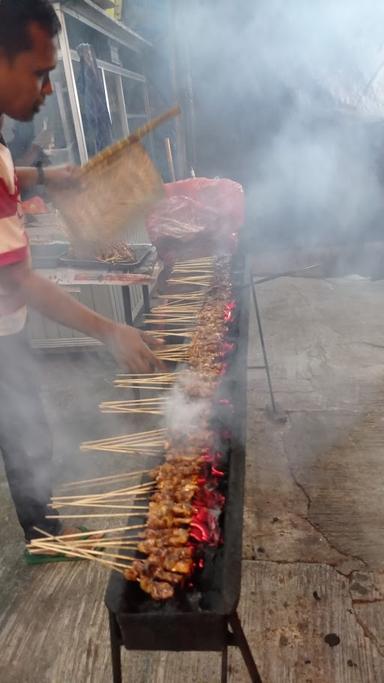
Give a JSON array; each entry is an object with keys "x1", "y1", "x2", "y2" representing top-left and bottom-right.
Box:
[
  {"x1": 51, "y1": 486, "x2": 154, "y2": 508},
  {"x1": 81, "y1": 427, "x2": 167, "y2": 450},
  {"x1": 151, "y1": 303, "x2": 202, "y2": 308},
  {"x1": 166, "y1": 282, "x2": 210, "y2": 288},
  {"x1": 33, "y1": 524, "x2": 146, "y2": 540},
  {"x1": 61, "y1": 469, "x2": 152, "y2": 488},
  {"x1": 50, "y1": 502, "x2": 149, "y2": 511},
  {"x1": 46, "y1": 512, "x2": 150, "y2": 519},
  {"x1": 142, "y1": 331, "x2": 193, "y2": 339},
  {"x1": 100, "y1": 407, "x2": 165, "y2": 415},
  {"x1": 167, "y1": 276, "x2": 212, "y2": 283},
  {"x1": 156, "y1": 293, "x2": 205, "y2": 300},
  {"x1": 53, "y1": 496, "x2": 151, "y2": 509},
  {"x1": 173, "y1": 258, "x2": 214, "y2": 265},
  {"x1": 27, "y1": 541, "x2": 130, "y2": 573},
  {"x1": 74, "y1": 540, "x2": 140, "y2": 548},
  {"x1": 100, "y1": 397, "x2": 166, "y2": 405},
  {"x1": 145, "y1": 311, "x2": 198, "y2": 317},
  {"x1": 171, "y1": 269, "x2": 214, "y2": 275},
  {"x1": 115, "y1": 372, "x2": 176, "y2": 379},
  {"x1": 54, "y1": 481, "x2": 154, "y2": 499},
  {"x1": 52, "y1": 495, "x2": 151, "y2": 508},
  {"x1": 28, "y1": 542, "x2": 137, "y2": 564}
]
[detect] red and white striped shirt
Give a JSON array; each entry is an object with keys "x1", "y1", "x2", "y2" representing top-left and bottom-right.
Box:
[{"x1": 0, "y1": 136, "x2": 29, "y2": 335}]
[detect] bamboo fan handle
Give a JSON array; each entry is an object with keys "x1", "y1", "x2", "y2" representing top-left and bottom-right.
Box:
[{"x1": 80, "y1": 105, "x2": 181, "y2": 177}]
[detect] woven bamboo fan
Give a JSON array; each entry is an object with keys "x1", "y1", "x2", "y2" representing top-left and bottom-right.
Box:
[{"x1": 51, "y1": 106, "x2": 180, "y2": 243}]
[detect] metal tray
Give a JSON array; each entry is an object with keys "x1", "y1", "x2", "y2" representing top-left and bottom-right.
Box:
[{"x1": 58, "y1": 244, "x2": 153, "y2": 272}]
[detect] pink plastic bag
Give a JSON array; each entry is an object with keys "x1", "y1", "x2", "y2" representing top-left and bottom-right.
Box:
[{"x1": 147, "y1": 178, "x2": 244, "y2": 263}]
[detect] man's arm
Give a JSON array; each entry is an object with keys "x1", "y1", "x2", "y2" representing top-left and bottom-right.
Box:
[
  {"x1": 16, "y1": 164, "x2": 79, "y2": 191},
  {"x1": 16, "y1": 166, "x2": 40, "y2": 190},
  {"x1": 0, "y1": 259, "x2": 163, "y2": 373}
]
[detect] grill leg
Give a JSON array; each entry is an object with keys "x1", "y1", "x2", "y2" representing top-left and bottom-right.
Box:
[
  {"x1": 229, "y1": 612, "x2": 263, "y2": 683},
  {"x1": 250, "y1": 274, "x2": 277, "y2": 415},
  {"x1": 122, "y1": 286, "x2": 133, "y2": 325},
  {"x1": 250, "y1": 275, "x2": 287, "y2": 423},
  {"x1": 109, "y1": 610, "x2": 122, "y2": 683},
  {"x1": 142, "y1": 285, "x2": 151, "y2": 314},
  {"x1": 221, "y1": 646, "x2": 228, "y2": 683}
]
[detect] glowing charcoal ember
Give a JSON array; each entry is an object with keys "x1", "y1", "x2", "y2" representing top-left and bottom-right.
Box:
[
  {"x1": 211, "y1": 466, "x2": 225, "y2": 478},
  {"x1": 220, "y1": 341, "x2": 236, "y2": 356},
  {"x1": 223, "y1": 301, "x2": 236, "y2": 323},
  {"x1": 190, "y1": 508, "x2": 221, "y2": 545},
  {"x1": 194, "y1": 487, "x2": 225, "y2": 509}
]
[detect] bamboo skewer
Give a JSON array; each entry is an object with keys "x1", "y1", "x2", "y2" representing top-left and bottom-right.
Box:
[
  {"x1": 46, "y1": 512, "x2": 149, "y2": 519},
  {"x1": 167, "y1": 280, "x2": 210, "y2": 287},
  {"x1": 52, "y1": 485, "x2": 154, "y2": 505},
  {"x1": 144, "y1": 318, "x2": 197, "y2": 324},
  {"x1": 33, "y1": 524, "x2": 146, "y2": 541},
  {"x1": 149, "y1": 310, "x2": 200, "y2": 316},
  {"x1": 80, "y1": 427, "x2": 166, "y2": 454},
  {"x1": 144, "y1": 329, "x2": 193, "y2": 334},
  {"x1": 151, "y1": 303, "x2": 202, "y2": 310},
  {"x1": 53, "y1": 493, "x2": 151, "y2": 506},
  {"x1": 145, "y1": 311, "x2": 198, "y2": 318},
  {"x1": 99, "y1": 402, "x2": 166, "y2": 408},
  {"x1": 82, "y1": 427, "x2": 166, "y2": 441},
  {"x1": 113, "y1": 384, "x2": 173, "y2": 390},
  {"x1": 61, "y1": 469, "x2": 152, "y2": 489},
  {"x1": 150, "y1": 308, "x2": 201, "y2": 314},
  {"x1": 50, "y1": 501, "x2": 148, "y2": 510},
  {"x1": 52, "y1": 494, "x2": 151, "y2": 508},
  {"x1": 27, "y1": 541, "x2": 130, "y2": 573},
  {"x1": 115, "y1": 373, "x2": 175, "y2": 379},
  {"x1": 156, "y1": 293, "x2": 204, "y2": 300},
  {"x1": 171, "y1": 269, "x2": 214, "y2": 275},
  {"x1": 100, "y1": 405, "x2": 166, "y2": 415},
  {"x1": 32, "y1": 529, "x2": 142, "y2": 549},
  {"x1": 156, "y1": 344, "x2": 191, "y2": 352},
  {"x1": 81, "y1": 447, "x2": 162, "y2": 455},
  {"x1": 64, "y1": 547, "x2": 136, "y2": 563},
  {"x1": 144, "y1": 331, "x2": 193, "y2": 339},
  {"x1": 113, "y1": 386, "x2": 170, "y2": 392},
  {"x1": 167, "y1": 274, "x2": 212, "y2": 280},
  {"x1": 174, "y1": 259, "x2": 214, "y2": 264},
  {"x1": 114, "y1": 375, "x2": 176, "y2": 381},
  {"x1": 55, "y1": 479, "x2": 154, "y2": 498},
  {"x1": 174, "y1": 260, "x2": 214, "y2": 267},
  {"x1": 28, "y1": 541, "x2": 137, "y2": 564},
  {"x1": 74, "y1": 540, "x2": 139, "y2": 547}
]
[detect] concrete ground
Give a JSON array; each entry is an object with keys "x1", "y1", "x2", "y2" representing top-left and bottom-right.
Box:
[{"x1": 1, "y1": 268, "x2": 384, "y2": 681}]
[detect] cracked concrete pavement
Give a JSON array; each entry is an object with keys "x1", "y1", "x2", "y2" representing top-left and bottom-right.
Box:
[{"x1": 243, "y1": 274, "x2": 384, "y2": 681}]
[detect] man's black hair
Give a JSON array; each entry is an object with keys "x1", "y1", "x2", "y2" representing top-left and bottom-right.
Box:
[{"x1": 0, "y1": 0, "x2": 61, "y2": 59}]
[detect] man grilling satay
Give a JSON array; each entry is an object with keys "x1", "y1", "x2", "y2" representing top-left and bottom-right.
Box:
[{"x1": 0, "y1": 0, "x2": 162, "y2": 559}]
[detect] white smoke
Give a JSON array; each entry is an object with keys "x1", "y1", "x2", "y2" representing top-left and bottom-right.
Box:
[{"x1": 175, "y1": 0, "x2": 384, "y2": 249}]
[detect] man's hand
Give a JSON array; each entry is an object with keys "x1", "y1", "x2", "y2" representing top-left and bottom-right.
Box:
[
  {"x1": 104, "y1": 324, "x2": 165, "y2": 374},
  {"x1": 44, "y1": 164, "x2": 81, "y2": 189},
  {"x1": 0, "y1": 262, "x2": 165, "y2": 374}
]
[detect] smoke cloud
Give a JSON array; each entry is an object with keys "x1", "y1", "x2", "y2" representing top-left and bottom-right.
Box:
[{"x1": 176, "y1": 0, "x2": 384, "y2": 249}]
